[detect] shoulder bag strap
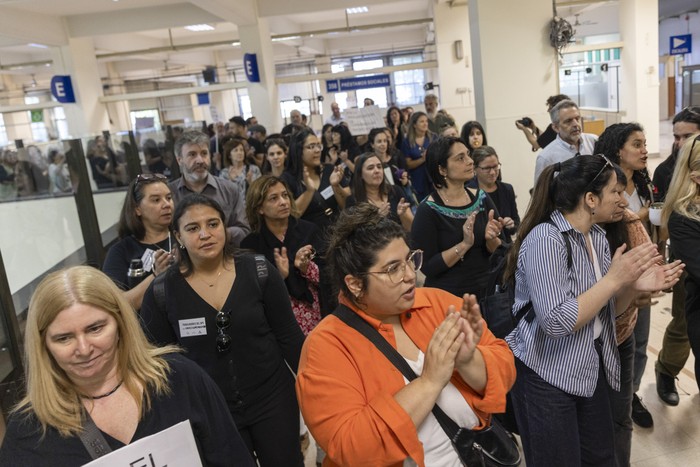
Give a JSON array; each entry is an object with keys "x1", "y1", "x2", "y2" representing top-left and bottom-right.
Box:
[
  {"x1": 78, "y1": 412, "x2": 113, "y2": 460},
  {"x1": 333, "y1": 305, "x2": 462, "y2": 441}
]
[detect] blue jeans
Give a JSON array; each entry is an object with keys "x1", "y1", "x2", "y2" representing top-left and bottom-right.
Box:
[
  {"x1": 608, "y1": 334, "x2": 634, "y2": 467},
  {"x1": 511, "y1": 357, "x2": 615, "y2": 467}
]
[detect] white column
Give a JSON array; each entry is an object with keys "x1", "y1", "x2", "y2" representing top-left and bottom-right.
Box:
[
  {"x1": 239, "y1": 19, "x2": 282, "y2": 133},
  {"x1": 619, "y1": 0, "x2": 660, "y2": 156},
  {"x1": 51, "y1": 37, "x2": 111, "y2": 137},
  {"x1": 433, "y1": 1, "x2": 476, "y2": 127},
  {"x1": 468, "y1": 0, "x2": 557, "y2": 213}
]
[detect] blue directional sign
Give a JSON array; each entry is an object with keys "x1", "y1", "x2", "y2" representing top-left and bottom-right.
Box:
[
  {"x1": 670, "y1": 34, "x2": 692, "y2": 55},
  {"x1": 244, "y1": 53, "x2": 260, "y2": 82},
  {"x1": 50, "y1": 75, "x2": 76, "y2": 103},
  {"x1": 326, "y1": 74, "x2": 391, "y2": 93}
]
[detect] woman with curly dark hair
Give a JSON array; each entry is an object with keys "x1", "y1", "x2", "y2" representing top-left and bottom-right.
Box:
[{"x1": 594, "y1": 122, "x2": 656, "y2": 428}]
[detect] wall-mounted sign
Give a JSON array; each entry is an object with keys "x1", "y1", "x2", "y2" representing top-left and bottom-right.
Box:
[
  {"x1": 670, "y1": 34, "x2": 692, "y2": 55},
  {"x1": 50, "y1": 75, "x2": 76, "y2": 103},
  {"x1": 196, "y1": 93, "x2": 210, "y2": 105},
  {"x1": 325, "y1": 74, "x2": 391, "y2": 93},
  {"x1": 244, "y1": 53, "x2": 260, "y2": 82}
]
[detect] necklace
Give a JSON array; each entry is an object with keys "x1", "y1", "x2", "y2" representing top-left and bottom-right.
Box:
[
  {"x1": 197, "y1": 269, "x2": 223, "y2": 287},
  {"x1": 441, "y1": 188, "x2": 468, "y2": 205},
  {"x1": 81, "y1": 380, "x2": 123, "y2": 400}
]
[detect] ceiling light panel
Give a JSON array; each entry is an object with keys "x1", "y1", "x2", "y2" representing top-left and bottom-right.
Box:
[
  {"x1": 346, "y1": 6, "x2": 369, "y2": 14},
  {"x1": 185, "y1": 24, "x2": 215, "y2": 32}
]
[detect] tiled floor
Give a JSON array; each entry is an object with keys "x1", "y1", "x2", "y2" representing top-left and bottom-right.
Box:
[{"x1": 304, "y1": 120, "x2": 698, "y2": 466}]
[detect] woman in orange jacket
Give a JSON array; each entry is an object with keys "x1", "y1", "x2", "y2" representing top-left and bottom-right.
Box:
[{"x1": 296, "y1": 203, "x2": 516, "y2": 467}]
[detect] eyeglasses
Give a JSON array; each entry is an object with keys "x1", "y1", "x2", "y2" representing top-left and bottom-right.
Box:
[
  {"x1": 477, "y1": 163, "x2": 501, "y2": 173},
  {"x1": 216, "y1": 310, "x2": 232, "y2": 353},
  {"x1": 304, "y1": 143, "x2": 323, "y2": 150},
  {"x1": 689, "y1": 134, "x2": 700, "y2": 170},
  {"x1": 133, "y1": 173, "x2": 168, "y2": 199},
  {"x1": 587, "y1": 154, "x2": 614, "y2": 188},
  {"x1": 362, "y1": 250, "x2": 423, "y2": 284}
]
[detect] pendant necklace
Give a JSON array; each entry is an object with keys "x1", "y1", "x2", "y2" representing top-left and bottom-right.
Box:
[
  {"x1": 81, "y1": 380, "x2": 123, "y2": 400},
  {"x1": 198, "y1": 269, "x2": 223, "y2": 287}
]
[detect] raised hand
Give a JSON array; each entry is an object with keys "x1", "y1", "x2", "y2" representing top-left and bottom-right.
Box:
[
  {"x1": 484, "y1": 209, "x2": 503, "y2": 240},
  {"x1": 462, "y1": 212, "x2": 477, "y2": 247},
  {"x1": 273, "y1": 247, "x2": 290, "y2": 279},
  {"x1": 422, "y1": 312, "x2": 464, "y2": 389},
  {"x1": 294, "y1": 244, "x2": 316, "y2": 275},
  {"x1": 452, "y1": 294, "x2": 484, "y2": 366}
]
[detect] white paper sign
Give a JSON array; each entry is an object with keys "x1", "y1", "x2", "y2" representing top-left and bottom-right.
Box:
[
  {"x1": 83, "y1": 420, "x2": 202, "y2": 467},
  {"x1": 343, "y1": 107, "x2": 385, "y2": 136}
]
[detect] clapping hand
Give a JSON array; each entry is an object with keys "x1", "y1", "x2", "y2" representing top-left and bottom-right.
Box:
[
  {"x1": 330, "y1": 165, "x2": 344, "y2": 187},
  {"x1": 461, "y1": 212, "x2": 477, "y2": 247},
  {"x1": 273, "y1": 247, "x2": 290, "y2": 279},
  {"x1": 397, "y1": 198, "x2": 411, "y2": 216},
  {"x1": 452, "y1": 294, "x2": 484, "y2": 366},
  {"x1": 294, "y1": 245, "x2": 316, "y2": 275},
  {"x1": 484, "y1": 210, "x2": 504, "y2": 241},
  {"x1": 422, "y1": 313, "x2": 465, "y2": 389}
]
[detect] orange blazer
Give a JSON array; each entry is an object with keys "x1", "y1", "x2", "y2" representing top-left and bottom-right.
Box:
[{"x1": 296, "y1": 287, "x2": 516, "y2": 467}]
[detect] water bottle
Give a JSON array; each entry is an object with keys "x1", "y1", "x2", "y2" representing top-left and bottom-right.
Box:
[{"x1": 126, "y1": 258, "x2": 147, "y2": 288}]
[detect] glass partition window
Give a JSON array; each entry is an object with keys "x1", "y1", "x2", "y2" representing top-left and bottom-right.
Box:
[
  {"x1": 559, "y1": 48, "x2": 620, "y2": 111},
  {"x1": 391, "y1": 54, "x2": 426, "y2": 106},
  {"x1": 0, "y1": 114, "x2": 9, "y2": 147}
]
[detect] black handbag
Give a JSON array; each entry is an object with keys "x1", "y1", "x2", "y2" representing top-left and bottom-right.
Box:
[{"x1": 333, "y1": 305, "x2": 521, "y2": 467}]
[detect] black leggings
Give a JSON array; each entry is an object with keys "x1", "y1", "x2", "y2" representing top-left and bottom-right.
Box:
[{"x1": 235, "y1": 384, "x2": 303, "y2": 467}]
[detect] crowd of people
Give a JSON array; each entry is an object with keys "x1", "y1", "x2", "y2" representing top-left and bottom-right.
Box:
[{"x1": 1, "y1": 97, "x2": 698, "y2": 467}]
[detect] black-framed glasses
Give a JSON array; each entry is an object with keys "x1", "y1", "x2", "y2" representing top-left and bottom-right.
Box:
[
  {"x1": 216, "y1": 310, "x2": 232, "y2": 353},
  {"x1": 587, "y1": 154, "x2": 614, "y2": 188},
  {"x1": 477, "y1": 163, "x2": 502, "y2": 173},
  {"x1": 362, "y1": 250, "x2": 423, "y2": 284},
  {"x1": 688, "y1": 134, "x2": 700, "y2": 170}
]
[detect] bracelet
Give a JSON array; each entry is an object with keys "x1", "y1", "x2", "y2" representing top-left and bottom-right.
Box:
[{"x1": 455, "y1": 246, "x2": 464, "y2": 262}]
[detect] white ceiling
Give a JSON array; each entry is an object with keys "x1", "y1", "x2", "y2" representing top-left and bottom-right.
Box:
[{"x1": 0, "y1": 0, "x2": 696, "y2": 85}]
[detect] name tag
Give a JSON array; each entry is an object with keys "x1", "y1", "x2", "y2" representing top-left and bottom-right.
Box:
[
  {"x1": 179, "y1": 318, "x2": 207, "y2": 337},
  {"x1": 320, "y1": 185, "x2": 334, "y2": 200},
  {"x1": 141, "y1": 248, "x2": 156, "y2": 272}
]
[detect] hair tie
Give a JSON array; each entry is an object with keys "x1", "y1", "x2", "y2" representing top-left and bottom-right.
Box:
[{"x1": 554, "y1": 162, "x2": 562, "y2": 173}]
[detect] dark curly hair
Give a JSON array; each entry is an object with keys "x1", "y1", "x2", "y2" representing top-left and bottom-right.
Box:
[{"x1": 594, "y1": 122, "x2": 653, "y2": 203}]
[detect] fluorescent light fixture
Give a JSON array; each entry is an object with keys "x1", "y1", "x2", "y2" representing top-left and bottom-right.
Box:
[
  {"x1": 272, "y1": 36, "x2": 301, "y2": 42},
  {"x1": 185, "y1": 24, "x2": 215, "y2": 32},
  {"x1": 346, "y1": 6, "x2": 368, "y2": 14},
  {"x1": 231, "y1": 41, "x2": 241, "y2": 47},
  {"x1": 28, "y1": 43, "x2": 48, "y2": 49}
]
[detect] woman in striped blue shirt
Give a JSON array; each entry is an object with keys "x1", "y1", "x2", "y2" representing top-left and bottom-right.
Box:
[{"x1": 504, "y1": 155, "x2": 684, "y2": 467}]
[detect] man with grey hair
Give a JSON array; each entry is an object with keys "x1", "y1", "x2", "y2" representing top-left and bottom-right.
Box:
[
  {"x1": 533, "y1": 99, "x2": 598, "y2": 184},
  {"x1": 169, "y1": 130, "x2": 250, "y2": 246}
]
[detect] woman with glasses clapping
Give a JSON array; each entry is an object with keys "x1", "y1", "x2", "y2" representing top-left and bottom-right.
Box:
[
  {"x1": 103, "y1": 173, "x2": 175, "y2": 310},
  {"x1": 469, "y1": 146, "x2": 519, "y2": 237},
  {"x1": 296, "y1": 204, "x2": 516, "y2": 466},
  {"x1": 140, "y1": 194, "x2": 306, "y2": 467},
  {"x1": 503, "y1": 155, "x2": 684, "y2": 467}
]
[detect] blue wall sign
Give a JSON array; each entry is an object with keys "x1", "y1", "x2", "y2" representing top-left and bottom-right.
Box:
[
  {"x1": 244, "y1": 53, "x2": 261, "y2": 83},
  {"x1": 326, "y1": 74, "x2": 391, "y2": 93},
  {"x1": 196, "y1": 93, "x2": 210, "y2": 105},
  {"x1": 50, "y1": 75, "x2": 76, "y2": 103},
  {"x1": 670, "y1": 34, "x2": 692, "y2": 55}
]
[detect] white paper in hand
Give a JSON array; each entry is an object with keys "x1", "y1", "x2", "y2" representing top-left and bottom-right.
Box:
[{"x1": 83, "y1": 420, "x2": 202, "y2": 467}]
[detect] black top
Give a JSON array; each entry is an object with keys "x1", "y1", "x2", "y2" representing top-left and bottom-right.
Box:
[
  {"x1": 653, "y1": 153, "x2": 676, "y2": 202},
  {"x1": 241, "y1": 217, "x2": 324, "y2": 304},
  {"x1": 468, "y1": 179, "x2": 520, "y2": 236},
  {"x1": 103, "y1": 236, "x2": 170, "y2": 290},
  {"x1": 345, "y1": 185, "x2": 407, "y2": 226},
  {"x1": 281, "y1": 164, "x2": 347, "y2": 232},
  {"x1": 537, "y1": 124, "x2": 557, "y2": 149},
  {"x1": 669, "y1": 211, "x2": 700, "y2": 321},
  {"x1": 140, "y1": 254, "x2": 305, "y2": 417},
  {"x1": 411, "y1": 188, "x2": 502, "y2": 299},
  {"x1": 0, "y1": 354, "x2": 254, "y2": 467}
]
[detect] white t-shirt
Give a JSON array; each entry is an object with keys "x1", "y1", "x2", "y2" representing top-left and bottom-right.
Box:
[{"x1": 402, "y1": 350, "x2": 479, "y2": 467}]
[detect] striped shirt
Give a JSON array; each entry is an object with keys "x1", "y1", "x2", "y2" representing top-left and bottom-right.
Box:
[{"x1": 506, "y1": 210, "x2": 620, "y2": 396}]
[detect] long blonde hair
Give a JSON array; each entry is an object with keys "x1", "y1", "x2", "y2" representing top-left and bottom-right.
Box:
[
  {"x1": 662, "y1": 134, "x2": 700, "y2": 225},
  {"x1": 17, "y1": 265, "x2": 179, "y2": 436}
]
